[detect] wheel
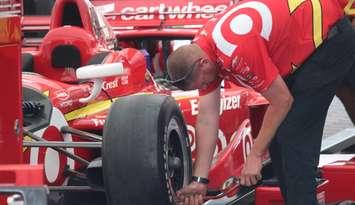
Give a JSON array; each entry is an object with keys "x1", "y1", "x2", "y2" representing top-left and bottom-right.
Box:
[{"x1": 103, "y1": 95, "x2": 192, "y2": 205}]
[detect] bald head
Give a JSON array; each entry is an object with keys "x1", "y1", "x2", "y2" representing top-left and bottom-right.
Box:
[{"x1": 167, "y1": 44, "x2": 205, "y2": 81}]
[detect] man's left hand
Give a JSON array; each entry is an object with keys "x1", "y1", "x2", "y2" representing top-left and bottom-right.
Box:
[{"x1": 240, "y1": 151, "x2": 262, "y2": 186}]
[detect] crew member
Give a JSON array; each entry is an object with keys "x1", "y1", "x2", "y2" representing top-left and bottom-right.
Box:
[{"x1": 167, "y1": 0, "x2": 355, "y2": 204}]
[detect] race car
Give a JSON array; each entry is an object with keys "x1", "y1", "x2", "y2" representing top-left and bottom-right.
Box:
[
  {"x1": 17, "y1": 0, "x2": 355, "y2": 205},
  {"x1": 20, "y1": 0, "x2": 270, "y2": 204}
]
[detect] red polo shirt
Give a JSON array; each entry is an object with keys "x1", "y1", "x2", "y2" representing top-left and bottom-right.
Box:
[{"x1": 195, "y1": 0, "x2": 346, "y2": 95}]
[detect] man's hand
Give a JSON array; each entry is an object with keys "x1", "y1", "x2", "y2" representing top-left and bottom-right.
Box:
[
  {"x1": 240, "y1": 151, "x2": 262, "y2": 186},
  {"x1": 176, "y1": 182, "x2": 207, "y2": 205}
]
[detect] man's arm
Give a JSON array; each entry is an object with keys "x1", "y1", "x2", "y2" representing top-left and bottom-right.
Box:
[
  {"x1": 241, "y1": 75, "x2": 293, "y2": 185},
  {"x1": 253, "y1": 75, "x2": 293, "y2": 155},
  {"x1": 176, "y1": 86, "x2": 221, "y2": 204},
  {"x1": 193, "y1": 85, "x2": 221, "y2": 178}
]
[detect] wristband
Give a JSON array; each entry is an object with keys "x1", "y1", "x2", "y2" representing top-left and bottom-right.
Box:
[{"x1": 192, "y1": 176, "x2": 209, "y2": 184}]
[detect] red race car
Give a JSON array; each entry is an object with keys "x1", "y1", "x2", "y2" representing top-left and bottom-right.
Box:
[{"x1": 17, "y1": 0, "x2": 355, "y2": 205}]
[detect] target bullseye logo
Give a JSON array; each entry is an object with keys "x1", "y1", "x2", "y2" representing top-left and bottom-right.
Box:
[{"x1": 212, "y1": 1, "x2": 273, "y2": 57}]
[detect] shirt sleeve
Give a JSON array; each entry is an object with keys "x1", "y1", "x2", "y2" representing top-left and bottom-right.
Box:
[{"x1": 230, "y1": 34, "x2": 279, "y2": 93}]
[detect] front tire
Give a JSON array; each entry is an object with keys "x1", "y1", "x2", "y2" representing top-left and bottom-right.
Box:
[{"x1": 103, "y1": 95, "x2": 192, "y2": 205}]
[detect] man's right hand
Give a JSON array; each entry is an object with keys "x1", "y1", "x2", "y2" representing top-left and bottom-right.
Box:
[{"x1": 176, "y1": 181, "x2": 207, "y2": 205}]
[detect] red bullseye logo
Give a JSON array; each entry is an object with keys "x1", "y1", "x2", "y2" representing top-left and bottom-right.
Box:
[
  {"x1": 212, "y1": 1, "x2": 272, "y2": 57},
  {"x1": 242, "y1": 121, "x2": 253, "y2": 161},
  {"x1": 187, "y1": 125, "x2": 227, "y2": 158},
  {"x1": 24, "y1": 107, "x2": 75, "y2": 186},
  {"x1": 38, "y1": 126, "x2": 67, "y2": 185},
  {"x1": 187, "y1": 125, "x2": 196, "y2": 152}
]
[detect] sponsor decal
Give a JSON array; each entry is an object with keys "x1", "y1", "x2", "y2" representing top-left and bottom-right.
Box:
[
  {"x1": 220, "y1": 95, "x2": 241, "y2": 115},
  {"x1": 29, "y1": 107, "x2": 74, "y2": 185},
  {"x1": 187, "y1": 125, "x2": 196, "y2": 152},
  {"x1": 187, "y1": 120, "x2": 251, "y2": 157},
  {"x1": 58, "y1": 100, "x2": 73, "y2": 109},
  {"x1": 92, "y1": 118, "x2": 106, "y2": 127},
  {"x1": 103, "y1": 79, "x2": 119, "y2": 90},
  {"x1": 121, "y1": 76, "x2": 128, "y2": 85},
  {"x1": 214, "y1": 129, "x2": 228, "y2": 157},
  {"x1": 190, "y1": 95, "x2": 241, "y2": 116},
  {"x1": 54, "y1": 90, "x2": 70, "y2": 101},
  {"x1": 227, "y1": 120, "x2": 252, "y2": 161},
  {"x1": 190, "y1": 99, "x2": 199, "y2": 116},
  {"x1": 119, "y1": 2, "x2": 228, "y2": 21},
  {"x1": 241, "y1": 123, "x2": 253, "y2": 161},
  {"x1": 96, "y1": 3, "x2": 115, "y2": 14},
  {"x1": 231, "y1": 56, "x2": 265, "y2": 90},
  {"x1": 187, "y1": 125, "x2": 227, "y2": 157},
  {"x1": 212, "y1": 1, "x2": 272, "y2": 57}
]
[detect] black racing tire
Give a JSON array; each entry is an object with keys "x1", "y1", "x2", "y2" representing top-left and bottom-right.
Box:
[{"x1": 103, "y1": 95, "x2": 192, "y2": 205}]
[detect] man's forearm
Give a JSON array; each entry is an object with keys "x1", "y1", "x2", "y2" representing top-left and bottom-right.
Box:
[
  {"x1": 251, "y1": 76, "x2": 294, "y2": 156},
  {"x1": 193, "y1": 114, "x2": 220, "y2": 178},
  {"x1": 252, "y1": 98, "x2": 293, "y2": 156},
  {"x1": 193, "y1": 87, "x2": 221, "y2": 178}
]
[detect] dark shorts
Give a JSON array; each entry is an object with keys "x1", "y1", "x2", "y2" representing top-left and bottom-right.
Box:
[{"x1": 269, "y1": 17, "x2": 355, "y2": 205}]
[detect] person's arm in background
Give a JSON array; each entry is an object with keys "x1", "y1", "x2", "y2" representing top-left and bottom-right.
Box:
[{"x1": 177, "y1": 86, "x2": 220, "y2": 205}]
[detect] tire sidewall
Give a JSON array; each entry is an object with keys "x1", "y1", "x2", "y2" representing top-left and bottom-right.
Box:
[
  {"x1": 159, "y1": 99, "x2": 192, "y2": 204},
  {"x1": 103, "y1": 95, "x2": 192, "y2": 205}
]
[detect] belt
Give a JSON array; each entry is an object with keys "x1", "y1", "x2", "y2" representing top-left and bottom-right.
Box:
[{"x1": 327, "y1": 16, "x2": 352, "y2": 40}]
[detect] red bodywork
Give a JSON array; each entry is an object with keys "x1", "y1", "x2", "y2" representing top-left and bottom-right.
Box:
[
  {"x1": 0, "y1": 16, "x2": 22, "y2": 164},
  {"x1": 0, "y1": 11, "x2": 44, "y2": 204}
]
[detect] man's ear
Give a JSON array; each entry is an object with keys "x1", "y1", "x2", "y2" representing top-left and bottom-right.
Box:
[
  {"x1": 201, "y1": 58, "x2": 209, "y2": 65},
  {"x1": 199, "y1": 58, "x2": 211, "y2": 71},
  {"x1": 200, "y1": 58, "x2": 216, "y2": 75}
]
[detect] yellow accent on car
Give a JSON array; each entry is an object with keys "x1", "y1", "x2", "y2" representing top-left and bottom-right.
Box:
[
  {"x1": 43, "y1": 90, "x2": 49, "y2": 96},
  {"x1": 64, "y1": 93, "x2": 155, "y2": 121},
  {"x1": 23, "y1": 135, "x2": 33, "y2": 152},
  {"x1": 64, "y1": 99, "x2": 114, "y2": 121}
]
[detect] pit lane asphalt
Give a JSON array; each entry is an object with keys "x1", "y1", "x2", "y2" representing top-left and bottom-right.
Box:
[{"x1": 324, "y1": 97, "x2": 354, "y2": 138}]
